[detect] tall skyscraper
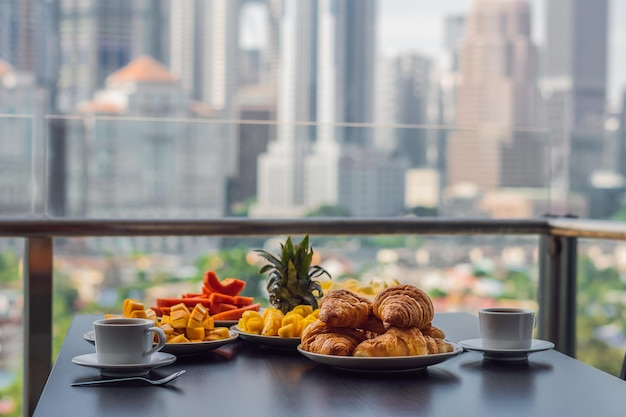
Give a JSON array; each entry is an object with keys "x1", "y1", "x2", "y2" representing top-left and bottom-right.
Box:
[
  {"x1": 447, "y1": 0, "x2": 542, "y2": 191},
  {"x1": 254, "y1": 0, "x2": 377, "y2": 216},
  {"x1": 540, "y1": 0, "x2": 608, "y2": 196},
  {"x1": 169, "y1": 0, "x2": 240, "y2": 115}
]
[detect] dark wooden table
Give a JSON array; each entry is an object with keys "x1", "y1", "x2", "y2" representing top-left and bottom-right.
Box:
[{"x1": 32, "y1": 313, "x2": 625, "y2": 417}]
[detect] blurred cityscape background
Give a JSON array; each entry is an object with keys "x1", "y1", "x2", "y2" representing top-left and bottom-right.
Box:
[{"x1": 0, "y1": 0, "x2": 625, "y2": 415}]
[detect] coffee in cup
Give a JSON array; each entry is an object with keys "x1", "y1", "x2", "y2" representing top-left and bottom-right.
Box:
[
  {"x1": 93, "y1": 318, "x2": 166, "y2": 365},
  {"x1": 478, "y1": 308, "x2": 535, "y2": 349}
]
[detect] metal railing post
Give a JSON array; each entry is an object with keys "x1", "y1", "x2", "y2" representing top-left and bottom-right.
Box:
[
  {"x1": 538, "y1": 234, "x2": 577, "y2": 357},
  {"x1": 23, "y1": 237, "x2": 53, "y2": 417}
]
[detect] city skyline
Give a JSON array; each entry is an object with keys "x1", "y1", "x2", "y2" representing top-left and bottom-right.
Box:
[{"x1": 243, "y1": 0, "x2": 625, "y2": 111}]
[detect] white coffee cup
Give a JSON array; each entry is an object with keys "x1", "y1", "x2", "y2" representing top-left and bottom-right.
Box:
[
  {"x1": 478, "y1": 308, "x2": 535, "y2": 349},
  {"x1": 93, "y1": 318, "x2": 166, "y2": 365}
]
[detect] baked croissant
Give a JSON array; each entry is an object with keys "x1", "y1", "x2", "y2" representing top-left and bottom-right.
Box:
[
  {"x1": 352, "y1": 326, "x2": 428, "y2": 357},
  {"x1": 319, "y1": 289, "x2": 372, "y2": 328},
  {"x1": 373, "y1": 285, "x2": 434, "y2": 329},
  {"x1": 424, "y1": 335, "x2": 455, "y2": 354},
  {"x1": 421, "y1": 324, "x2": 446, "y2": 340},
  {"x1": 359, "y1": 314, "x2": 387, "y2": 338},
  {"x1": 301, "y1": 319, "x2": 367, "y2": 356}
]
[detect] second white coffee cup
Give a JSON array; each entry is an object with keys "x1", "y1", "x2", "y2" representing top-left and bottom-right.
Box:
[
  {"x1": 478, "y1": 308, "x2": 535, "y2": 349},
  {"x1": 93, "y1": 317, "x2": 166, "y2": 365}
]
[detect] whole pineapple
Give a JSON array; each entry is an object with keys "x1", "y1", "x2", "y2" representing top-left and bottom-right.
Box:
[{"x1": 256, "y1": 235, "x2": 331, "y2": 314}]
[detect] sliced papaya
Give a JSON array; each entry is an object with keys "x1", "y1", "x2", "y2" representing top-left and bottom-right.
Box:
[
  {"x1": 208, "y1": 292, "x2": 237, "y2": 306},
  {"x1": 233, "y1": 295, "x2": 255, "y2": 306},
  {"x1": 211, "y1": 303, "x2": 261, "y2": 321},
  {"x1": 156, "y1": 297, "x2": 211, "y2": 310},
  {"x1": 210, "y1": 303, "x2": 238, "y2": 315},
  {"x1": 203, "y1": 271, "x2": 246, "y2": 296}
]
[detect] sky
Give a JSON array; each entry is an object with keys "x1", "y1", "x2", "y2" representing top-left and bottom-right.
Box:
[{"x1": 241, "y1": 0, "x2": 626, "y2": 111}]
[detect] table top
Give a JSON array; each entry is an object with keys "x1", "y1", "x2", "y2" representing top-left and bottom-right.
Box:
[{"x1": 33, "y1": 312, "x2": 625, "y2": 417}]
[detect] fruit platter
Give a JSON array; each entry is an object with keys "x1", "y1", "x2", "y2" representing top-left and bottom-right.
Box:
[{"x1": 88, "y1": 270, "x2": 261, "y2": 356}]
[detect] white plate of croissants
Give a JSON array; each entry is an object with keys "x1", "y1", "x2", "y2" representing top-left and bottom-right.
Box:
[{"x1": 297, "y1": 284, "x2": 462, "y2": 372}]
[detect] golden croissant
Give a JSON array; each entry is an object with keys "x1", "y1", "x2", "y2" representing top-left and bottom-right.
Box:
[
  {"x1": 300, "y1": 319, "x2": 367, "y2": 356},
  {"x1": 353, "y1": 327, "x2": 428, "y2": 357},
  {"x1": 319, "y1": 289, "x2": 372, "y2": 328},
  {"x1": 353, "y1": 326, "x2": 454, "y2": 357},
  {"x1": 373, "y1": 284, "x2": 434, "y2": 329},
  {"x1": 421, "y1": 324, "x2": 446, "y2": 340}
]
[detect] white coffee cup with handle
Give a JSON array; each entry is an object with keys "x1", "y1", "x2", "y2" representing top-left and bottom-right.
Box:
[
  {"x1": 478, "y1": 308, "x2": 535, "y2": 350},
  {"x1": 93, "y1": 318, "x2": 166, "y2": 365}
]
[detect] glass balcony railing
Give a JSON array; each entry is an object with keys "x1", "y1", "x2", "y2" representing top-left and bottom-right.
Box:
[{"x1": 1, "y1": 115, "x2": 626, "y2": 416}]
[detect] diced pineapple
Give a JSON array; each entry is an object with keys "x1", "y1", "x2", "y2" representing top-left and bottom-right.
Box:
[
  {"x1": 262, "y1": 310, "x2": 283, "y2": 336},
  {"x1": 281, "y1": 313, "x2": 303, "y2": 336},
  {"x1": 104, "y1": 314, "x2": 121, "y2": 319},
  {"x1": 161, "y1": 315, "x2": 171, "y2": 325},
  {"x1": 277, "y1": 323, "x2": 297, "y2": 338},
  {"x1": 291, "y1": 305, "x2": 313, "y2": 317},
  {"x1": 262, "y1": 307, "x2": 282, "y2": 320}
]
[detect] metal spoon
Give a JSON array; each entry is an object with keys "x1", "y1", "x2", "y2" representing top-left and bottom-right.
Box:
[{"x1": 71, "y1": 369, "x2": 186, "y2": 387}]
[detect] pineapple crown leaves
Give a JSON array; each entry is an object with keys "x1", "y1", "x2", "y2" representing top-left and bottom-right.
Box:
[{"x1": 255, "y1": 235, "x2": 331, "y2": 312}]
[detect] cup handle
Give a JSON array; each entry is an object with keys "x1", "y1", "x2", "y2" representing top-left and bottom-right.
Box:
[{"x1": 144, "y1": 326, "x2": 167, "y2": 357}]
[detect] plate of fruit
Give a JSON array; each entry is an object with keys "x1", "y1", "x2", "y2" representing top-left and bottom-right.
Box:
[
  {"x1": 232, "y1": 235, "x2": 330, "y2": 348},
  {"x1": 230, "y1": 305, "x2": 317, "y2": 349},
  {"x1": 85, "y1": 298, "x2": 240, "y2": 356}
]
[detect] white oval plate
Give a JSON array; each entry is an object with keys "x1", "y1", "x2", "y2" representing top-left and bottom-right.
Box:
[
  {"x1": 230, "y1": 325, "x2": 301, "y2": 349},
  {"x1": 83, "y1": 329, "x2": 239, "y2": 356},
  {"x1": 297, "y1": 343, "x2": 462, "y2": 373}
]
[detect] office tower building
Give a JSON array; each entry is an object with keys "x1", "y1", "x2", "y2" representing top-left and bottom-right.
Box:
[
  {"x1": 0, "y1": 60, "x2": 36, "y2": 215},
  {"x1": 447, "y1": 0, "x2": 543, "y2": 191},
  {"x1": 540, "y1": 0, "x2": 608, "y2": 195},
  {"x1": 169, "y1": 0, "x2": 240, "y2": 115},
  {"x1": 254, "y1": 0, "x2": 377, "y2": 216}
]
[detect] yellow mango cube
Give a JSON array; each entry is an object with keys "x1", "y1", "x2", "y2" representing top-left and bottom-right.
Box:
[
  {"x1": 170, "y1": 303, "x2": 190, "y2": 314},
  {"x1": 185, "y1": 327, "x2": 204, "y2": 341},
  {"x1": 123, "y1": 299, "x2": 145, "y2": 317},
  {"x1": 168, "y1": 333, "x2": 190, "y2": 344},
  {"x1": 202, "y1": 316, "x2": 215, "y2": 330},
  {"x1": 159, "y1": 323, "x2": 175, "y2": 335},
  {"x1": 129, "y1": 310, "x2": 148, "y2": 319},
  {"x1": 171, "y1": 309, "x2": 190, "y2": 329},
  {"x1": 205, "y1": 327, "x2": 230, "y2": 341}
]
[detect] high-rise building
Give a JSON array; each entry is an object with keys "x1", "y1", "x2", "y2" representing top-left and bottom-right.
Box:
[
  {"x1": 254, "y1": 0, "x2": 378, "y2": 216},
  {"x1": 540, "y1": 0, "x2": 609, "y2": 196},
  {"x1": 0, "y1": 60, "x2": 36, "y2": 216},
  {"x1": 169, "y1": 0, "x2": 240, "y2": 116},
  {"x1": 447, "y1": 0, "x2": 543, "y2": 191}
]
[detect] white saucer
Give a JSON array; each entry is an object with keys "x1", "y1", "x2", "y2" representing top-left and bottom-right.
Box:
[
  {"x1": 458, "y1": 338, "x2": 555, "y2": 361},
  {"x1": 72, "y1": 352, "x2": 177, "y2": 377}
]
